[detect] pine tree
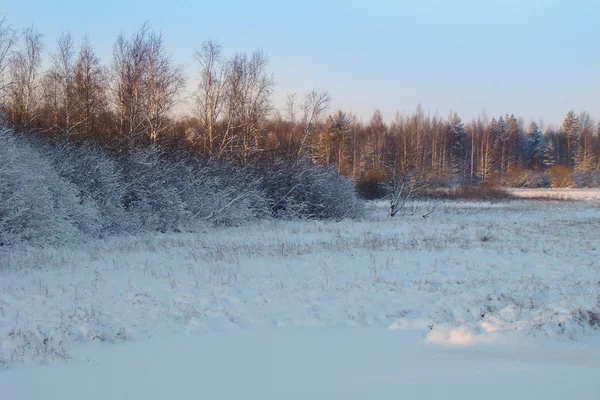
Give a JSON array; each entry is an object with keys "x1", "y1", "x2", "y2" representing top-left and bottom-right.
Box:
[
  {"x1": 542, "y1": 134, "x2": 556, "y2": 168},
  {"x1": 504, "y1": 113, "x2": 520, "y2": 170},
  {"x1": 449, "y1": 112, "x2": 466, "y2": 176},
  {"x1": 493, "y1": 116, "x2": 507, "y2": 173},
  {"x1": 561, "y1": 110, "x2": 580, "y2": 167}
]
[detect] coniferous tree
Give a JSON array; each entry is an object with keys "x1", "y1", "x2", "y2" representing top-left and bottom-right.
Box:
[
  {"x1": 449, "y1": 112, "x2": 466, "y2": 177},
  {"x1": 561, "y1": 110, "x2": 580, "y2": 167},
  {"x1": 525, "y1": 121, "x2": 543, "y2": 168},
  {"x1": 542, "y1": 134, "x2": 556, "y2": 168}
]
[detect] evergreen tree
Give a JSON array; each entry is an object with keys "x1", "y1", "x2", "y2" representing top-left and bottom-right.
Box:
[
  {"x1": 494, "y1": 116, "x2": 507, "y2": 173},
  {"x1": 525, "y1": 121, "x2": 542, "y2": 168},
  {"x1": 561, "y1": 110, "x2": 580, "y2": 167},
  {"x1": 505, "y1": 113, "x2": 521, "y2": 170},
  {"x1": 449, "y1": 112, "x2": 466, "y2": 176},
  {"x1": 542, "y1": 134, "x2": 556, "y2": 168}
]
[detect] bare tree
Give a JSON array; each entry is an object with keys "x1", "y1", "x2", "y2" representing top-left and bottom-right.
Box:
[
  {"x1": 285, "y1": 93, "x2": 297, "y2": 124},
  {"x1": 42, "y1": 32, "x2": 80, "y2": 135},
  {"x1": 243, "y1": 50, "x2": 274, "y2": 161},
  {"x1": 194, "y1": 39, "x2": 228, "y2": 152},
  {"x1": 297, "y1": 89, "x2": 330, "y2": 156},
  {"x1": 279, "y1": 93, "x2": 298, "y2": 149},
  {"x1": 7, "y1": 26, "x2": 43, "y2": 131},
  {"x1": 325, "y1": 110, "x2": 351, "y2": 173},
  {"x1": 144, "y1": 31, "x2": 186, "y2": 142},
  {"x1": 73, "y1": 36, "x2": 106, "y2": 136},
  {"x1": 385, "y1": 166, "x2": 432, "y2": 217},
  {"x1": 109, "y1": 25, "x2": 149, "y2": 138},
  {"x1": 364, "y1": 110, "x2": 386, "y2": 173},
  {"x1": 224, "y1": 50, "x2": 274, "y2": 163},
  {"x1": 0, "y1": 15, "x2": 17, "y2": 104},
  {"x1": 109, "y1": 24, "x2": 184, "y2": 142}
]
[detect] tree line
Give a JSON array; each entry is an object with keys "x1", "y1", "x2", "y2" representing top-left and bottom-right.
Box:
[{"x1": 1, "y1": 18, "x2": 599, "y2": 193}]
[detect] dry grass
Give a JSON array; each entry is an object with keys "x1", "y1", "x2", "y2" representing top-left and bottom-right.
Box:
[
  {"x1": 418, "y1": 185, "x2": 514, "y2": 201},
  {"x1": 1, "y1": 199, "x2": 599, "y2": 365}
]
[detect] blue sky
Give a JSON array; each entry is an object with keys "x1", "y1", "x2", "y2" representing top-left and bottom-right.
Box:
[{"x1": 3, "y1": 0, "x2": 599, "y2": 125}]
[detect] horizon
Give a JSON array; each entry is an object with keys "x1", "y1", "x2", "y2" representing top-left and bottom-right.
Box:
[{"x1": 3, "y1": 0, "x2": 599, "y2": 126}]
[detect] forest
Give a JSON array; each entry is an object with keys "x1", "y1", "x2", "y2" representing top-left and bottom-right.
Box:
[{"x1": 1, "y1": 19, "x2": 599, "y2": 246}]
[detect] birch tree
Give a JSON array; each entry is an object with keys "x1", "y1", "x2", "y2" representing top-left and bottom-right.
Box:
[
  {"x1": 0, "y1": 16, "x2": 17, "y2": 106},
  {"x1": 144, "y1": 31, "x2": 185, "y2": 142},
  {"x1": 73, "y1": 36, "x2": 106, "y2": 137},
  {"x1": 195, "y1": 39, "x2": 228, "y2": 153},
  {"x1": 42, "y1": 33, "x2": 80, "y2": 135},
  {"x1": 7, "y1": 26, "x2": 43, "y2": 132}
]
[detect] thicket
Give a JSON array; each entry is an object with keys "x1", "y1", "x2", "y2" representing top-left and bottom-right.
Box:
[{"x1": 0, "y1": 128, "x2": 362, "y2": 247}]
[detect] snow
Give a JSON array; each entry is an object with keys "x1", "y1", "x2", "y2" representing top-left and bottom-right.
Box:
[
  {"x1": 508, "y1": 188, "x2": 600, "y2": 201},
  {"x1": 2, "y1": 329, "x2": 599, "y2": 399},
  {"x1": 1, "y1": 197, "x2": 600, "y2": 398}
]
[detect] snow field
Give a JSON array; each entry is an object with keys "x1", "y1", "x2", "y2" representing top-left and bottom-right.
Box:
[
  {"x1": 2, "y1": 328, "x2": 600, "y2": 400},
  {"x1": 0, "y1": 198, "x2": 599, "y2": 367},
  {"x1": 508, "y1": 188, "x2": 600, "y2": 201}
]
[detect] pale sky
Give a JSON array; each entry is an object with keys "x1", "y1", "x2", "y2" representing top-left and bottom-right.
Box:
[{"x1": 3, "y1": 0, "x2": 599, "y2": 126}]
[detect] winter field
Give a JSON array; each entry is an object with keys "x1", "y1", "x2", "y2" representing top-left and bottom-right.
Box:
[
  {"x1": 508, "y1": 188, "x2": 600, "y2": 202},
  {"x1": 1, "y1": 193, "x2": 600, "y2": 399}
]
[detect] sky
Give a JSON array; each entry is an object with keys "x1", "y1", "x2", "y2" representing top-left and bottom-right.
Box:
[{"x1": 2, "y1": 0, "x2": 599, "y2": 126}]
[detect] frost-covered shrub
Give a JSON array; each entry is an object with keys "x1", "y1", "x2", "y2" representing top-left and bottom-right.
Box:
[
  {"x1": 303, "y1": 163, "x2": 364, "y2": 219},
  {"x1": 0, "y1": 127, "x2": 362, "y2": 248},
  {"x1": 572, "y1": 170, "x2": 600, "y2": 188},
  {"x1": 0, "y1": 129, "x2": 91, "y2": 246},
  {"x1": 202, "y1": 162, "x2": 270, "y2": 225},
  {"x1": 256, "y1": 156, "x2": 363, "y2": 220},
  {"x1": 118, "y1": 148, "x2": 270, "y2": 232},
  {"x1": 523, "y1": 170, "x2": 551, "y2": 188},
  {"x1": 44, "y1": 141, "x2": 129, "y2": 236},
  {"x1": 118, "y1": 146, "x2": 188, "y2": 233},
  {"x1": 168, "y1": 153, "x2": 270, "y2": 226}
]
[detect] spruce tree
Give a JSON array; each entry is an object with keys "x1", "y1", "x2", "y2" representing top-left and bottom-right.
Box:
[{"x1": 526, "y1": 122, "x2": 542, "y2": 168}]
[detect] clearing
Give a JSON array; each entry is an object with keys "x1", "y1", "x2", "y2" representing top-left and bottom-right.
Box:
[{"x1": 1, "y1": 194, "x2": 599, "y2": 399}]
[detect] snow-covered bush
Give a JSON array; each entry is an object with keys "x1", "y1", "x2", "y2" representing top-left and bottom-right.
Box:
[
  {"x1": 0, "y1": 128, "x2": 362, "y2": 248},
  {"x1": 168, "y1": 153, "x2": 270, "y2": 226},
  {"x1": 0, "y1": 129, "x2": 92, "y2": 246},
  {"x1": 304, "y1": 163, "x2": 364, "y2": 220},
  {"x1": 118, "y1": 148, "x2": 270, "y2": 232},
  {"x1": 118, "y1": 146, "x2": 188, "y2": 233},
  {"x1": 44, "y1": 140, "x2": 129, "y2": 236},
  {"x1": 256, "y1": 156, "x2": 363, "y2": 220}
]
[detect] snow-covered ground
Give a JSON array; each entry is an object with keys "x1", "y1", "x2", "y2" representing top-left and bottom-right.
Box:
[
  {"x1": 508, "y1": 187, "x2": 600, "y2": 201},
  {"x1": 1, "y1": 196, "x2": 600, "y2": 398},
  {"x1": 3, "y1": 328, "x2": 600, "y2": 400}
]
